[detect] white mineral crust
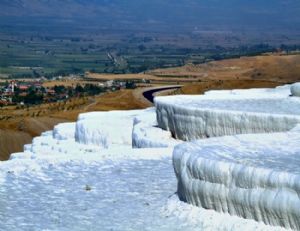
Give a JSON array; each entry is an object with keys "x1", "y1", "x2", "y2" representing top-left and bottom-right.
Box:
[
  {"x1": 291, "y1": 82, "x2": 300, "y2": 97},
  {"x1": 173, "y1": 131, "x2": 300, "y2": 230},
  {"x1": 155, "y1": 91, "x2": 300, "y2": 140},
  {"x1": 1, "y1": 84, "x2": 299, "y2": 230}
]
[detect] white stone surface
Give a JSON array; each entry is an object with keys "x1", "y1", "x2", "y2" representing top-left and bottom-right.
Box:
[
  {"x1": 2, "y1": 83, "x2": 300, "y2": 230},
  {"x1": 173, "y1": 131, "x2": 300, "y2": 230},
  {"x1": 155, "y1": 89, "x2": 300, "y2": 140},
  {"x1": 0, "y1": 126, "x2": 287, "y2": 231},
  {"x1": 75, "y1": 108, "x2": 155, "y2": 148},
  {"x1": 290, "y1": 82, "x2": 300, "y2": 97},
  {"x1": 132, "y1": 113, "x2": 181, "y2": 148},
  {"x1": 53, "y1": 122, "x2": 76, "y2": 140}
]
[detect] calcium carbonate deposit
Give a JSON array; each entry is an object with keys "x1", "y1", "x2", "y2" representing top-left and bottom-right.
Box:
[
  {"x1": 173, "y1": 132, "x2": 300, "y2": 230},
  {"x1": 1, "y1": 83, "x2": 300, "y2": 230},
  {"x1": 155, "y1": 85, "x2": 300, "y2": 140}
]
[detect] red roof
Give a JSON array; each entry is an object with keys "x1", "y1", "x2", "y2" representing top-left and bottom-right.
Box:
[
  {"x1": 47, "y1": 89, "x2": 56, "y2": 94},
  {"x1": 19, "y1": 85, "x2": 29, "y2": 90}
]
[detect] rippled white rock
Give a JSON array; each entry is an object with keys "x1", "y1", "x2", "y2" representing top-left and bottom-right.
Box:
[
  {"x1": 2, "y1": 83, "x2": 300, "y2": 230},
  {"x1": 75, "y1": 108, "x2": 155, "y2": 148},
  {"x1": 0, "y1": 144, "x2": 282, "y2": 231},
  {"x1": 173, "y1": 131, "x2": 300, "y2": 230},
  {"x1": 291, "y1": 82, "x2": 300, "y2": 97},
  {"x1": 155, "y1": 95, "x2": 300, "y2": 140},
  {"x1": 0, "y1": 128, "x2": 288, "y2": 231},
  {"x1": 53, "y1": 122, "x2": 76, "y2": 140},
  {"x1": 132, "y1": 113, "x2": 181, "y2": 148}
]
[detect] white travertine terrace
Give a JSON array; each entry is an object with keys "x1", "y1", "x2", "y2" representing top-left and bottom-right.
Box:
[
  {"x1": 132, "y1": 113, "x2": 181, "y2": 148},
  {"x1": 173, "y1": 132, "x2": 300, "y2": 230},
  {"x1": 53, "y1": 122, "x2": 76, "y2": 140},
  {"x1": 291, "y1": 82, "x2": 300, "y2": 97},
  {"x1": 155, "y1": 86, "x2": 300, "y2": 140},
  {"x1": 1, "y1": 83, "x2": 300, "y2": 230},
  {"x1": 74, "y1": 108, "x2": 155, "y2": 148},
  {"x1": 164, "y1": 83, "x2": 300, "y2": 230}
]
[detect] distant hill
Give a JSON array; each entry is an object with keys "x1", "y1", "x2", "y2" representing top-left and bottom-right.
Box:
[{"x1": 0, "y1": 0, "x2": 300, "y2": 33}]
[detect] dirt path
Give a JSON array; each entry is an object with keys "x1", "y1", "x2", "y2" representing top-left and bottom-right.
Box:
[{"x1": 83, "y1": 98, "x2": 97, "y2": 111}]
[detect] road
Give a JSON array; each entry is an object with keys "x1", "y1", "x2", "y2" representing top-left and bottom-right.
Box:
[{"x1": 142, "y1": 86, "x2": 181, "y2": 103}]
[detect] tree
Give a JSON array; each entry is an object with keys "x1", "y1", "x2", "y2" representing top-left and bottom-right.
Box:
[
  {"x1": 125, "y1": 81, "x2": 136, "y2": 89},
  {"x1": 54, "y1": 85, "x2": 66, "y2": 94}
]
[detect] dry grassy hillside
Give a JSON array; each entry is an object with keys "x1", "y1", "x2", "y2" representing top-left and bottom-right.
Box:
[
  {"x1": 149, "y1": 54, "x2": 300, "y2": 82},
  {"x1": 0, "y1": 130, "x2": 32, "y2": 160},
  {"x1": 0, "y1": 117, "x2": 67, "y2": 160},
  {"x1": 149, "y1": 54, "x2": 300, "y2": 94},
  {"x1": 179, "y1": 80, "x2": 281, "y2": 95},
  {"x1": 87, "y1": 54, "x2": 300, "y2": 85}
]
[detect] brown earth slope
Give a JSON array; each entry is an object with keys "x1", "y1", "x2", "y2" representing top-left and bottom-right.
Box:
[
  {"x1": 149, "y1": 54, "x2": 300, "y2": 94},
  {"x1": 0, "y1": 130, "x2": 32, "y2": 160},
  {"x1": 149, "y1": 54, "x2": 300, "y2": 83},
  {"x1": 0, "y1": 117, "x2": 68, "y2": 160}
]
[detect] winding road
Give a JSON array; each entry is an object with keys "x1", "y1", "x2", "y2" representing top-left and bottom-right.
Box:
[{"x1": 142, "y1": 86, "x2": 182, "y2": 103}]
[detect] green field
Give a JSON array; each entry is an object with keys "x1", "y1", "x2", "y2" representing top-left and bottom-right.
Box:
[{"x1": 1, "y1": 31, "x2": 294, "y2": 79}]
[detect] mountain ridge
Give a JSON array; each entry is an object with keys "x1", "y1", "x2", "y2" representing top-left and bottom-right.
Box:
[{"x1": 1, "y1": 0, "x2": 300, "y2": 32}]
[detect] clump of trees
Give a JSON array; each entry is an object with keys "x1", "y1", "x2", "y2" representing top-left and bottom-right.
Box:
[{"x1": 11, "y1": 83, "x2": 106, "y2": 106}]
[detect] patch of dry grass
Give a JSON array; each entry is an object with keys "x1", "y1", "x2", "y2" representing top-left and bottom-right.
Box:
[
  {"x1": 180, "y1": 80, "x2": 282, "y2": 95},
  {"x1": 0, "y1": 129, "x2": 32, "y2": 160},
  {"x1": 149, "y1": 54, "x2": 300, "y2": 83}
]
